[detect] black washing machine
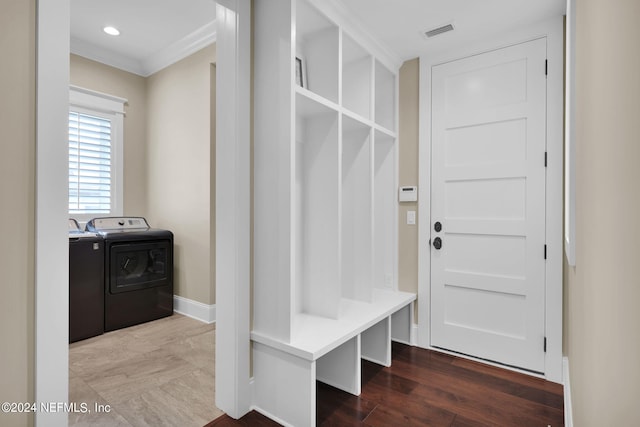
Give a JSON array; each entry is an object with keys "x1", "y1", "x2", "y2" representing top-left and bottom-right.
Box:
[
  {"x1": 86, "y1": 217, "x2": 174, "y2": 332},
  {"x1": 69, "y1": 219, "x2": 104, "y2": 343}
]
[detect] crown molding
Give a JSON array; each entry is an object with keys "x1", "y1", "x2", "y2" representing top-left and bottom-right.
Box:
[
  {"x1": 71, "y1": 20, "x2": 217, "y2": 77},
  {"x1": 143, "y1": 20, "x2": 217, "y2": 76},
  {"x1": 71, "y1": 36, "x2": 146, "y2": 76}
]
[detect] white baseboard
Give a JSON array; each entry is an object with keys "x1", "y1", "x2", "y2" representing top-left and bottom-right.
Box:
[
  {"x1": 563, "y1": 357, "x2": 573, "y2": 427},
  {"x1": 411, "y1": 323, "x2": 419, "y2": 346},
  {"x1": 173, "y1": 295, "x2": 216, "y2": 324},
  {"x1": 251, "y1": 405, "x2": 295, "y2": 427}
]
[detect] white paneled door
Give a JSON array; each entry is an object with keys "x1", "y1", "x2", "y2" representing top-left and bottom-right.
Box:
[{"x1": 430, "y1": 38, "x2": 547, "y2": 373}]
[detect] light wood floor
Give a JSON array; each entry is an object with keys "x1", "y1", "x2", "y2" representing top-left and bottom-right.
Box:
[{"x1": 69, "y1": 313, "x2": 221, "y2": 427}]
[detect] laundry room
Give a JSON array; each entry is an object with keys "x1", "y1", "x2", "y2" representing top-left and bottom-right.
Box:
[
  {"x1": 6, "y1": 0, "x2": 640, "y2": 425},
  {"x1": 66, "y1": 0, "x2": 218, "y2": 425}
]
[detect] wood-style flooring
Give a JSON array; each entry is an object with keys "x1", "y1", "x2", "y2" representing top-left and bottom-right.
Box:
[
  {"x1": 68, "y1": 313, "x2": 221, "y2": 427},
  {"x1": 207, "y1": 342, "x2": 564, "y2": 427}
]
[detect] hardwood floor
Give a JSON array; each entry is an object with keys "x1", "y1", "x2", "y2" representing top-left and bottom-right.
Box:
[{"x1": 207, "y1": 342, "x2": 564, "y2": 426}]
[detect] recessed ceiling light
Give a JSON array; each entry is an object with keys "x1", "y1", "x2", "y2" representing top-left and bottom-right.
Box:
[{"x1": 103, "y1": 26, "x2": 120, "y2": 36}]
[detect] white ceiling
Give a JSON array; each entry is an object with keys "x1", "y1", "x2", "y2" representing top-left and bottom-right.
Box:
[
  {"x1": 70, "y1": 0, "x2": 565, "y2": 75},
  {"x1": 70, "y1": 0, "x2": 217, "y2": 76},
  {"x1": 339, "y1": 0, "x2": 566, "y2": 63}
]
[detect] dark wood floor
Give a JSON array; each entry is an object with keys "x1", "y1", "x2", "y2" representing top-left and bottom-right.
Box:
[{"x1": 206, "y1": 342, "x2": 564, "y2": 426}]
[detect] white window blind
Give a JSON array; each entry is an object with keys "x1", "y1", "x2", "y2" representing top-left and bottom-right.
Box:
[
  {"x1": 68, "y1": 111, "x2": 112, "y2": 214},
  {"x1": 68, "y1": 85, "x2": 126, "y2": 219}
]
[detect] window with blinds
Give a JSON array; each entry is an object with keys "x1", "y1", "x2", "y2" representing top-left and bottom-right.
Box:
[
  {"x1": 69, "y1": 85, "x2": 125, "y2": 219},
  {"x1": 68, "y1": 111, "x2": 113, "y2": 214}
]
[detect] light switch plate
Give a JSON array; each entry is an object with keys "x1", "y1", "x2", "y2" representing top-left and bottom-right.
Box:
[{"x1": 407, "y1": 210, "x2": 416, "y2": 225}]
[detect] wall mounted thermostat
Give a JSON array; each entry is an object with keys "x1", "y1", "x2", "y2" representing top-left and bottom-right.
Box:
[{"x1": 399, "y1": 186, "x2": 418, "y2": 202}]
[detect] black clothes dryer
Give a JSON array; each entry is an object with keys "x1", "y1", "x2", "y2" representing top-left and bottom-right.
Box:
[
  {"x1": 86, "y1": 217, "x2": 174, "y2": 332},
  {"x1": 69, "y1": 219, "x2": 104, "y2": 343}
]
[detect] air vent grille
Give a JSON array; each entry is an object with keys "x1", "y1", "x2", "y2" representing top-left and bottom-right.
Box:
[{"x1": 424, "y1": 23, "x2": 454, "y2": 38}]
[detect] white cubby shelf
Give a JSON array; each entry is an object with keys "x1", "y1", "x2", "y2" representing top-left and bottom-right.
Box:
[
  {"x1": 253, "y1": 0, "x2": 409, "y2": 425},
  {"x1": 252, "y1": 291, "x2": 415, "y2": 427},
  {"x1": 251, "y1": 289, "x2": 415, "y2": 361}
]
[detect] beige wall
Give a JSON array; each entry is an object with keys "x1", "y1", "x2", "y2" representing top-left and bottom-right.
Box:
[
  {"x1": 71, "y1": 46, "x2": 217, "y2": 305},
  {"x1": 70, "y1": 54, "x2": 148, "y2": 216},
  {"x1": 0, "y1": 1, "x2": 36, "y2": 426},
  {"x1": 565, "y1": 0, "x2": 640, "y2": 424},
  {"x1": 147, "y1": 45, "x2": 217, "y2": 305},
  {"x1": 398, "y1": 58, "x2": 420, "y2": 317}
]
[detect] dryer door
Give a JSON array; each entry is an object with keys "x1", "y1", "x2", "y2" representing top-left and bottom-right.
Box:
[{"x1": 109, "y1": 240, "x2": 172, "y2": 293}]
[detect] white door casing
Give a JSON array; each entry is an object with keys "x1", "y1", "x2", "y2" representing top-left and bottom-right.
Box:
[
  {"x1": 418, "y1": 18, "x2": 563, "y2": 383},
  {"x1": 430, "y1": 38, "x2": 547, "y2": 373},
  {"x1": 215, "y1": 0, "x2": 252, "y2": 418}
]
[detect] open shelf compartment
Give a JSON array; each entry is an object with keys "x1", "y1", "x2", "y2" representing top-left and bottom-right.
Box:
[
  {"x1": 296, "y1": 0, "x2": 339, "y2": 103},
  {"x1": 295, "y1": 92, "x2": 340, "y2": 319},
  {"x1": 373, "y1": 130, "x2": 396, "y2": 289},
  {"x1": 342, "y1": 32, "x2": 372, "y2": 119},
  {"x1": 341, "y1": 114, "x2": 373, "y2": 302},
  {"x1": 375, "y1": 60, "x2": 396, "y2": 131}
]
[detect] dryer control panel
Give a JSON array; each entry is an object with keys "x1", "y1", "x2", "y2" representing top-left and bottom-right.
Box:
[{"x1": 86, "y1": 216, "x2": 150, "y2": 232}]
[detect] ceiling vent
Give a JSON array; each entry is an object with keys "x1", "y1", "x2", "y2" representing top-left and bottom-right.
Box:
[{"x1": 423, "y1": 23, "x2": 455, "y2": 39}]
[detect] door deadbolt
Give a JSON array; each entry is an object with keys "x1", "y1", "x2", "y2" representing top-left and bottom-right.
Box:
[
  {"x1": 434, "y1": 221, "x2": 442, "y2": 232},
  {"x1": 433, "y1": 237, "x2": 442, "y2": 250}
]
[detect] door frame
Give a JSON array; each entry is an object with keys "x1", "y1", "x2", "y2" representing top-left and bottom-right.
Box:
[
  {"x1": 36, "y1": 1, "x2": 71, "y2": 425},
  {"x1": 417, "y1": 17, "x2": 564, "y2": 383},
  {"x1": 215, "y1": 0, "x2": 252, "y2": 418}
]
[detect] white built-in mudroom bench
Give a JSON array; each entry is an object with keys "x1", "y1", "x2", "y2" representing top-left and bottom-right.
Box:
[
  {"x1": 252, "y1": 0, "x2": 415, "y2": 425},
  {"x1": 252, "y1": 291, "x2": 415, "y2": 426}
]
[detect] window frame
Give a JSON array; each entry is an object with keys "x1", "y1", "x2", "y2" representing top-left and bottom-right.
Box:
[{"x1": 69, "y1": 85, "x2": 126, "y2": 222}]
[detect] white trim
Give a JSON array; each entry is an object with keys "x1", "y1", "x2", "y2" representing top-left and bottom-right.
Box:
[
  {"x1": 70, "y1": 21, "x2": 217, "y2": 77},
  {"x1": 564, "y1": 0, "x2": 576, "y2": 267},
  {"x1": 36, "y1": 0, "x2": 70, "y2": 426},
  {"x1": 563, "y1": 357, "x2": 574, "y2": 427},
  {"x1": 251, "y1": 406, "x2": 296, "y2": 427},
  {"x1": 69, "y1": 85, "x2": 127, "y2": 114},
  {"x1": 411, "y1": 323, "x2": 418, "y2": 346},
  {"x1": 173, "y1": 295, "x2": 216, "y2": 324},
  {"x1": 70, "y1": 36, "x2": 146, "y2": 76},
  {"x1": 143, "y1": 21, "x2": 217, "y2": 76},
  {"x1": 417, "y1": 17, "x2": 564, "y2": 383},
  {"x1": 68, "y1": 86, "x2": 126, "y2": 220},
  {"x1": 417, "y1": 54, "x2": 432, "y2": 349},
  {"x1": 544, "y1": 17, "x2": 565, "y2": 384},
  {"x1": 215, "y1": 0, "x2": 252, "y2": 419}
]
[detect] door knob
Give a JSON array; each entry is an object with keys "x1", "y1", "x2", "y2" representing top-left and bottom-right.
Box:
[
  {"x1": 433, "y1": 237, "x2": 442, "y2": 250},
  {"x1": 434, "y1": 221, "x2": 442, "y2": 232}
]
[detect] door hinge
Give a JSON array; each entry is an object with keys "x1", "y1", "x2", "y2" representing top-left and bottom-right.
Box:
[
  {"x1": 544, "y1": 151, "x2": 548, "y2": 167},
  {"x1": 544, "y1": 244, "x2": 547, "y2": 260},
  {"x1": 545, "y1": 59, "x2": 548, "y2": 76},
  {"x1": 544, "y1": 337, "x2": 547, "y2": 352}
]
